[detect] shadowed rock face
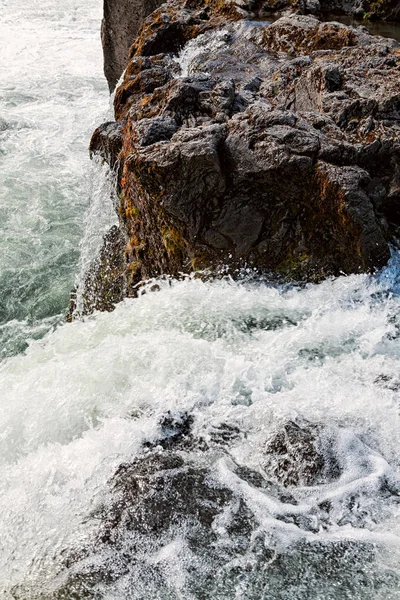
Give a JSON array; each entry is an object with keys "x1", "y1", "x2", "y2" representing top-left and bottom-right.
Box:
[{"x1": 102, "y1": 0, "x2": 164, "y2": 91}]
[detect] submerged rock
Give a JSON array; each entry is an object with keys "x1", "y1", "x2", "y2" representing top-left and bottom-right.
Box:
[
  {"x1": 144, "y1": 411, "x2": 195, "y2": 450},
  {"x1": 25, "y1": 434, "x2": 399, "y2": 600},
  {"x1": 98, "y1": 453, "x2": 233, "y2": 540},
  {"x1": 263, "y1": 419, "x2": 341, "y2": 486}
]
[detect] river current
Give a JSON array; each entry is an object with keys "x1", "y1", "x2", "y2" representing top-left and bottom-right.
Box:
[{"x1": 1, "y1": 1, "x2": 400, "y2": 598}]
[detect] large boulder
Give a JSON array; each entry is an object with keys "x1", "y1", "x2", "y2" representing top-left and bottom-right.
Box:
[{"x1": 88, "y1": 4, "x2": 400, "y2": 311}]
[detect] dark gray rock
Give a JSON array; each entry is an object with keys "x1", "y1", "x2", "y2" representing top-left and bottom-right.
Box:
[
  {"x1": 28, "y1": 441, "x2": 398, "y2": 600},
  {"x1": 256, "y1": 0, "x2": 400, "y2": 20},
  {"x1": 102, "y1": 0, "x2": 164, "y2": 91},
  {"x1": 98, "y1": 453, "x2": 233, "y2": 540},
  {"x1": 263, "y1": 419, "x2": 341, "y2": 486},
  {"x1": 89, "y1": 121, "x2": 122, "y2": 168},
  {"x1": 70, "y1": 225, "x2": 130, "y2": 318},
  {"x1": 135, "y1": 116, "x2": 178, "y2": 146}
]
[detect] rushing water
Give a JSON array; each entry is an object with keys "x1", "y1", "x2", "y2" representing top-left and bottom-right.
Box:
[
  {"x1": 0, "y1": 0, "x2": 110, "y2": 359},
  {"x1": 2, "y1": 272, "x2": 400, "y2": 598},
  {"x1": 1, "y1": 1, "x2": 400, "y2": 599}
]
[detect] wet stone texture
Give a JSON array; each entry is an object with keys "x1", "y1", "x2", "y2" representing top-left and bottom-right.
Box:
[
  {"x1": 258, "y1": 0, "x2": 400, "y2": 20},
  {"x1": 102, "y1": 0, "x2": 164, "y2": 91},
  {"x1": 86, "y1": 0, "x2": 400, "y2": 313},
  {"x1": 19, "y1": 417, "x2": 400, "y2": 599},
  {"x1": 263, "y1": 419, "x2": 341, "y2": 486}
]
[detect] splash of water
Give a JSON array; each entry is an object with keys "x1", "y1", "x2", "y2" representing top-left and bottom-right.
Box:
[{"x1": 1, "y1": 267, "x2": 400, "y2": 595}]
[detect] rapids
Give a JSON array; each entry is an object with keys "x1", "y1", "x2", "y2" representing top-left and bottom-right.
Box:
[
  {"x1": 1, "y1": 1, "x2": 400, "y2": 599},
  {"x1": 2, "y1": 273, "x2": 400, "y2": 597},
  {"x1": 0, "y1": 0, "x2": 110, "y2": 359}
]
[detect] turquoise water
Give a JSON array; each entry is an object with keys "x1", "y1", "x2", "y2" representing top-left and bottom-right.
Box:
[{"x1": 0, "y1": 0, "x2": 109, "y2": 359}]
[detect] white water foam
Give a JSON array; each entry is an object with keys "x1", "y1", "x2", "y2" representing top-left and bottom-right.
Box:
[
  {"x1": 1, "y1": 268, "x2": 400, "y2": 594},
  {"x1": 0, "y1": 0, "x2": 110, "y2": 357}
]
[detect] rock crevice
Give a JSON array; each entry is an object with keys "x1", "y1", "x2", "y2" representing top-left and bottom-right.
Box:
[{"x1": 102, "y1": 0, "x2": 164, "y2": 91}]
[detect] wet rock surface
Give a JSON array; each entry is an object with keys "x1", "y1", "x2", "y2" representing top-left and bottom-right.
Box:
[
  {"x1": 260, "y1": 0, "x2": 399, "y2": 20},
  {"x1": 21, "y1": 417, "x2": 400, "y2": 599},
  {"x1": 88, "y1": 1, "x2": 400, "y2": 312},
  {"x1": 263, "y1": 419, "x2": 341, "y2": 486},
  {"x1": 77, "y1": 225, "x2": 128, "y2": 316},
  {"x1": 89, "y1": 122, "x2": 123, "y2": 170}
]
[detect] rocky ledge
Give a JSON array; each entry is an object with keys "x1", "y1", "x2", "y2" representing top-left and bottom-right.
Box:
[
  {"x1": 266, "y1": 0, "x2": 400, "y2": 20},
  {"x1": 102, "y1": 0, "x2": 400, "y2": 92},
  {"x1": 87, "y1": 0, "x2": 400, "y2": 314}
]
